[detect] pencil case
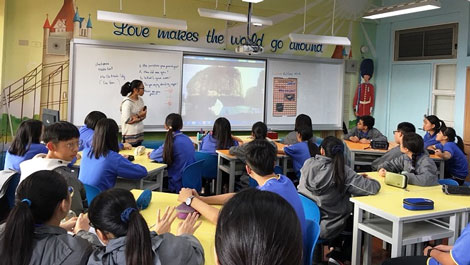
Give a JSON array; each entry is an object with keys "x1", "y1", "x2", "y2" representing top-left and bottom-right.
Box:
[
  {"x1": 384, "y1": 172, "x2": 407, "y2": 189},
  {"x1": 176, "y1": 203, "x2": 198, "y2": 219},
  {"x1": 403, "y1": 198, "x2": 434, "y2": 210}
]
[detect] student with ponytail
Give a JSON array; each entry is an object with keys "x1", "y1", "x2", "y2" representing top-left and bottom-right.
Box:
[
  {"x1": 120, "y1": 79, "x2": 146, "y2": 147},
  {"x1": 5, "y1": 119, "x2": 47, "y2": 172},
  {"x1": 149, "y1": 113, "x2": 195, "y2": 192},
  {"x1": 428, "y1": 127, "x2": 468, "y2": 185},
  {"x1": 87, "y1": 188, "x2": 204, "y2": 265},
  {"x1": 0, "y1": 170, "x2": 93, "y2": 265},
  {"x1": 377, "y1": 133, "x2": 438, "y2": 186},
  {"x1": 200, "y1": 117, "x2": 241, "y2": 154},
  {"x1": 422, "y1": 115, "x2": 446, "y2": 148},
  {"x1": 284, "y1": 124, "x2": 320, "y2": 174},
  {"x1": 298, "y1": 136, "x2": 381, "y2": 240}
]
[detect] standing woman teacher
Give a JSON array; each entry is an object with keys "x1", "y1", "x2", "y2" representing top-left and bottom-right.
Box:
[{"x1": 120, "y1": 80, "x2": 147, "y2": 147}]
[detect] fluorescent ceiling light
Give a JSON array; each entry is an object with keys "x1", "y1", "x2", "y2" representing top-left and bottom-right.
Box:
[
  {"x1": 198, "y1": 8, "x2": 273, "y2": 26},
  {"x1": 242, "y1": 0, "x2": 264, "y2": 3},
  {"x1": 363, "y1": 0, "x2": 440, "y2": 19},
  {"x1": 97, "y1": 10, "x2": 187, "y2": 30},
  {"x1": 289, "y1": 33, "x2": 351, "y2": 46}
]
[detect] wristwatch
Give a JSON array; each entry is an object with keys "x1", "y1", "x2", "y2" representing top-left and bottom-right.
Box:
[{"x1": 185, "y1": 195, "x2": 195, "y2": 206}]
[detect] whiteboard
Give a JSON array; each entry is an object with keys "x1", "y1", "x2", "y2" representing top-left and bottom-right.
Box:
[
  {"x1": 69, "y1": 43, "x2": 182, "y2": 129},
  {"x1": 266, "y1": 59, "x2": 344, "y2": 130}
]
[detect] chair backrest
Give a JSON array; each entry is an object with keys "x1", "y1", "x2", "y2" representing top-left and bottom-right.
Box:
[
  {"x1": 438, "y1": 179, "x2": 459, "y2": 186},
  {"x1": 298, "y1": 193, "x2": 321, "y2": 224},
  {"x1": 83, "y1": 183, "x2": 101, "y2": 205},
  {"x1": 194, "y1": 152, "x2": 218, "y2": 180},
  {"x1": 182, "y1": 160, "x2": 205, "y2": 192},
  {"x1": 304, "y1": 220, "x2": 321, "y2": 265},
  {"x1": 274, "y1": 165, "x2": 283, "y2": 175}
]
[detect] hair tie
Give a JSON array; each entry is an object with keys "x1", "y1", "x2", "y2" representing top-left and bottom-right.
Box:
[
  {"x1": 331, "y1": 145, "x2": 344, "y2": 155},
  {"x1": 120, "y1": 208, "x2": 137, "y2": 224},
  {"x1": 21, "y1": 198, "x2": 32, "y2": 207}
]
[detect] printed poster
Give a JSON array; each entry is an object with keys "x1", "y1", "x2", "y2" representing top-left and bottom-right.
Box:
[{"x1": 273, "y1": 77, "x2": 297, "y2": 117}]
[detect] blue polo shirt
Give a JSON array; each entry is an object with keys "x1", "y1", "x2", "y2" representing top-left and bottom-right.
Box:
[
  {"x1": 435, "y1": 142, "x2": 468, "y2": 179},
  {"x1": 79, "y1": 148, "x2": 147, "y2": 191},
  {"x1": 200, "y1": 133, "x2": 238, "y2": 154},
  {"x1": 423, "y1": 132, "x2": 439, "y2": 149},
  {"x1": 79, "y1": 126, "x2": 123, "y2": 151},
  {"x1": 4, "y1": 143, "x2": 48, "y2": 172},
  {"x1": 428, "y1": 223, "x2": 470, "y2": 265},
  {"x1": 284, "y1": 141, "x2": 312, "y2": 173},
  {"x1": 149, "y1": 131, "x2": 195, "y2": 192},
  {"x1": 258, "y1": 175, "x2": 307, "y2": 260}
]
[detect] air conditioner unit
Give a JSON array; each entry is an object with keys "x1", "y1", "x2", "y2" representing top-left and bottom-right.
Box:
[{"x1": 47, "y1": 37, "x2": 67, "y2": 56}]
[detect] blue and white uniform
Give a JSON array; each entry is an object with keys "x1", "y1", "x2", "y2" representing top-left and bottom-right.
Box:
[
  {"x1": 435, "y1": 142, "x2": 468, "y2": 180},
  {"x1": 4, "y1": 143, "x2": 48, "y2": 172},
  {"x1": 257, "y1": 174, "x2": 307, "y2": 260},
  {"x1": 149, "y1": 131, "x2": 195, "y2": 192},
  {"x1": 200, "y1": 133, "x2": 238, "y2": 154},
  {"x1": 423, "y1": 132, "x2": 439, "y2": 149},
  {"x1": 79, "y1": 148, "x2": 147, "y2": 191},
  {"x1": 428, "y1": 223, "x2": 470, "y2": 265},
  {"x1": 284, "y1": 141, "x2": 312, "y2": 173}
]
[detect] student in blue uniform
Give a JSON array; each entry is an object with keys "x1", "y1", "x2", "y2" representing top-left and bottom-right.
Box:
[
  {"x1": 382, "y1": 222, "x2": 470, "y2": 265},
  {"x1": 200, "y1": 117, "x2": 241, "y2": 154},
  {"x1": 5, "y1": 119, "x2": 47, "y2": 172},
  {"x1": 429, "y1": 127, "x2": 468, "y2": 185},
  {"x1": 344, "y1": 115, "x2": 387, "y2": 143},
  {"x1": 377, "y1": 133, "x2": 438, "y2": 186},
  {"x1": 284, "y1": 124, "x2": 320, "y2": 174},
  {"x1": 422, "y1": 115, "x2": 445, "y2": 149},
  {"x1": 87, "y1": 188, "x2": 204, "y2": 265},
  {"x1": 149, "y1": 113, "x2": 195, "y2": 192},
  {"x1": 79, "y1": 118, "x2": 147, "y2": 191},
  {"x1": 215, "y1": 189, "x2": 303, "y2": 265}
]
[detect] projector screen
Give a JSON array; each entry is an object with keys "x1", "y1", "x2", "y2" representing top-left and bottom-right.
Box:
[{"x1": 182, "y1": 55, "x2": 266, "y2": 130}]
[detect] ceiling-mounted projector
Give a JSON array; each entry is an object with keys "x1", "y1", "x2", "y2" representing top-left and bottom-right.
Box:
[{"x1": 235, "y1": 44, "x2": 264, "y2": 55}]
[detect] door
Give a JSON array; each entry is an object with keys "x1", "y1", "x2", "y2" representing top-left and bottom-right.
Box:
[{"x1": 388, "y1": 64, "x2": 432, "y2": 140}]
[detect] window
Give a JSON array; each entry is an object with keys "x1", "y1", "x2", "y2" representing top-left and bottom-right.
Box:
[
  {"x1": 432, "y1": 64, "x2": 456, "y2": 127},
  {"x1": 395, "y1": 23, "x2": 458, "y2": 61}
]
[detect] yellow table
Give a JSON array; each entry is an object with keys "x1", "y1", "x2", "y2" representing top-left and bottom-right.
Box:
[
  {"x1": 350, "y1": 173, "x2": 468, "y2": 265},
  {"x1": 131, "y1": 190, "x2": 217, "y2": 265},
  {"x1": 344, "y1": 140, "x2": 445, "y2": 179},
  {"x1": 75, "y1": 148, "x2": 167, "y2": 191}
]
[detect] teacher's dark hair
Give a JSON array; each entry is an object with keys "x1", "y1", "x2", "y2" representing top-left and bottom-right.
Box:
[
  {"x1": 0, "y1": 170, "x2": 69, "y2": 265},
  {"x1": 88, "y1": 189, "x2": 153, "y2": 265},
  {"x1": 90, "y1": 118, "x2": 120, "y2": 159},
  {"x1": 216, "y1": 188, "x2": 303, "y2": 265},
  {"x1": 8, "y1": 119, "x2": 43, "y2": 156},
  {"x1": 121, "y1": 80, "x2": 143, "y2": 97},
  {"x1": 163, "y1": 113, "x2": 183, "y2": 166}
]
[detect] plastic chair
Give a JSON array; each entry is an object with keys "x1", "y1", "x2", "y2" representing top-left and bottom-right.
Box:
[
  {"x1": 304, "y1": 220, "x2": 321, "y2": 265},
  {"x1": 194, "y1": 152, "x2": 218, "y2": 180},
  {"x1": 141, "y1": 140, "x2": 164, "y2": 150},
  {"x1": 274, "y1": 165, "x2": 283, "y2": 175},
  {"x1": 438, "y1": 179, "x2": 459, "y2": 186},
  {"x1": 298, "y1": 193, "x2": 321, "y2": 224},
  {"x1": 182, "y1": 160, "x2": 205, "y2": 192},
  {"x1": 83, "y1": 183, "x2": 101, "y2": 205}
]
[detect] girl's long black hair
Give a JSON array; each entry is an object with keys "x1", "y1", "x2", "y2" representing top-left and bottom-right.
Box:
[
  {"x1": 163, "y1": 113, "x2": 183, "y2": 166},
  {"x1": 321, "y1": 136, "x2": 346, "y2": 193},
  {"x1": 8, "y1": 119, "x2": 43, "y2": 156}
]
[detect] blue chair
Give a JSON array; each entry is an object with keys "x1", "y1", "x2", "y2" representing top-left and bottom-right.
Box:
[
  {"x1": 274, "y1": 165, "x2": 283, "y2": 175},
  {"x1": 182, "y1": 160, "x2": 205, "y2": 192},
  {"x1": 298, "y1": 193, "x2": 321, "y2": 224},
  {"x1": 83, "y1": 183, "x2": 101, "y2": 206},
  {"x1": 438, "y1": 179, "x2": 459, "y2": 186},
  {"x1": 194, "y1": 152, "x2": 218, "y2": 180},
  {"x1": 141, "y1": 140, "x2": 164, "y2": 150},
  {"x1": 304, "y1": 220, "x2": 321, "y2": 265},
  {"x1": 465, "y1": 181, "x2": 470, "y2": 187}
]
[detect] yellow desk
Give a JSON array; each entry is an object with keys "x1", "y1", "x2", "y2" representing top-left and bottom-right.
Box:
[
  {"x1": 350, "y1": 175, "x2": 468, "y2": 265},
  {"x1": 344, "y1": 140, "x2": 445, "y2": 179},
  {"x1": 131, "y1": 190, "x2": 217, "y2": 265},
  {"x1": 76, "y1": 148, "x2": 167, "y2": 191}
]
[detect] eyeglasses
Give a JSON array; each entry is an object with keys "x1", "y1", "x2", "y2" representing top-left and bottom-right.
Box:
[
  {"x1": 393, "y1": 130, "x2": 399, "y2": 134},
  {"x1": 65, "y1": 141, "x2": 80, "y2": 150},
  {"x1": 68, "y1": 186, "x2": 74, "y2": 197}
]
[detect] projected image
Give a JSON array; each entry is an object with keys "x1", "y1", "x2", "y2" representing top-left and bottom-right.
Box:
[{"x1": 182, "y1": 56, "x2": 266, "y2": 128}]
